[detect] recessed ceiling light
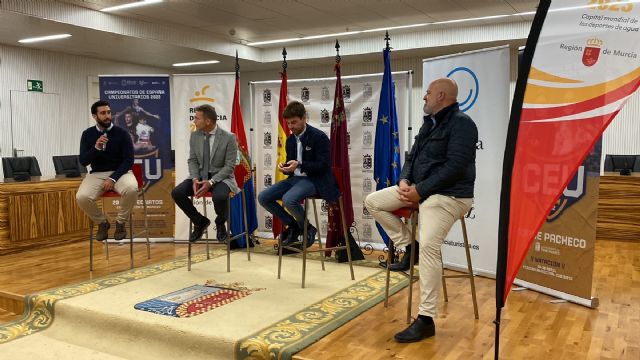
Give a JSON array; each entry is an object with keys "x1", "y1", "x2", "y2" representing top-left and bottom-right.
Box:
[
  {"x1": 101, "y1": 0, "x2": 163, "y2": 12},
  {"x1": 18, "y1": 34, "x2": 72, "y2": 43},
  {"x1": 172, "y1": 60, "x2": 220, "y2": 67}
]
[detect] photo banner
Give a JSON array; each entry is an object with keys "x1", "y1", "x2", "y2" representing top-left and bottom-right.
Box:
[
  {"x1": 172, "y1": 73, "x2": 235, "y2": 240},
  {"x1": 516, "y1": 140, "x2": 601, "y2": 301},
  {"x1": 251, "y1": 72, "x2": 411, "y2": 246},
  {"x1": 99, "y1": 75, "x2": 174, "y2": 238},
  {"x1": 422, "y1": 47, "x2": 511, "y2": 276}
]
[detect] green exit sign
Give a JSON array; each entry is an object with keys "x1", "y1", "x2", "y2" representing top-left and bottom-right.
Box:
[{"x1": 27, "y1": 80, "x2": 43, "y2": 92}]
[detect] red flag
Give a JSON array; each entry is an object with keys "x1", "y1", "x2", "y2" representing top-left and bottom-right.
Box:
[
  {"x1": 272, "y1": 71, "x2": 290, "y2": 238},
  {"x1": 326, "y1": 62, "x2": 354, "y2": 254},
  {"x1": 231, "y1": 78, "x2": 251, "y2": 189}
]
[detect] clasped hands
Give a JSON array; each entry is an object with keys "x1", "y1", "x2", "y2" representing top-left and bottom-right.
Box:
[
  {"x1": 277, "y1": 160, "x2": 298, "y2": 173},
  {"x1": 397, "y1": 180, "x2": 421, "y2": 205},
  {"x1": 192, "y1": 178, "x2": 212, "y2": 198}
]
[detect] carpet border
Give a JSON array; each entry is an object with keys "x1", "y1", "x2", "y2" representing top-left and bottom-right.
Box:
[
  {"x1": 0, "y1": 247, "x2": 228, "y2": 344},
  {"x1": 235, "y1": 270, "x2": 409, "y2": 360}
]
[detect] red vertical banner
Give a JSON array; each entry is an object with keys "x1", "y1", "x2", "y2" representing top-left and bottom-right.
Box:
[
  {"x1": 496, "y1": 0, "x2": 640, "y2": 356},
  {"x1": 326, "y1": 61, "x2": 354, "y2": 253}
]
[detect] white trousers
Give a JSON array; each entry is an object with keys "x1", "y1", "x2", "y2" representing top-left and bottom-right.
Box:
[
  {"x1": 75, "y1": 171, "x2": 138, "y2": 224},
  {"x1": 365, "y1": 186, "x2": 472, "y2": 317}
]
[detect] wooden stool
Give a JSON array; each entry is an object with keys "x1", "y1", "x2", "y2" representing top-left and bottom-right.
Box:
[
  {"x1": 277, "y1": 168, "x2": 355, "y2": 288},
  {"x1": 384, "y1": 206, "x2": 479, "y2": 323},
  {"x1": 187, "y1": 190, "x2": 249, "y2": 271},
  {"x1": 89, "y1": 163, "x2": 150, "y2": 272}
]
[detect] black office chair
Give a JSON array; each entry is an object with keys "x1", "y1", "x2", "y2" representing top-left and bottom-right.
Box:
[
  {"x1": 2, "y1": 156, "x2": 42, "y2": 180},
  {"x1": 52, "y1": 155, "x2": 87, "y2": 176},
  {"x1": 603, "y1": 154, "x2": 614, "y2": 172},
  {"x1": 634, "y1": 156, "x2": 640, "y2": 172}
]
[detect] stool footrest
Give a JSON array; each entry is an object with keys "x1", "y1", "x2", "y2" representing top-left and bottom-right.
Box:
[{"x1": 443, "y1": 274, "x2": 474, "y2": 279}]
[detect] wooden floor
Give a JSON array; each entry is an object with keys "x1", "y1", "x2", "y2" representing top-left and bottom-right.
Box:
[{"x1": 0, "y1": 239, "x2": 638, "y2": 359}]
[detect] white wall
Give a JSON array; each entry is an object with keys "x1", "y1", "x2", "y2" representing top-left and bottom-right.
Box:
[{"x1": 0, "y1": 44, "x2": 167, "y2": 177}]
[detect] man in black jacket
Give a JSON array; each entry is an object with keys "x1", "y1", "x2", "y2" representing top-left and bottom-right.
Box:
[
  {"x1": 258, "y1": 101, "x2": 339, "y2": 247},
  {"x1": 365, "y1": 78, "x2": 478, "y2": 342},
  {"x1": 76, "y1": 100, "x2": 137, "y2": 241}
]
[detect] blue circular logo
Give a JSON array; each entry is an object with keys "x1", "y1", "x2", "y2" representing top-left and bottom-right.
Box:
[{"x1": 446, "y1": 67, "x2": 479, "y2": 112}]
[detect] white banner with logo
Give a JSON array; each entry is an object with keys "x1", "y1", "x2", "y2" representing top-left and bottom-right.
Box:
[
  {"x1": 251, "y1": 72, "x2": 411, "y2": 246},
  {"x1": 172, "y1": 73, "x2": 235, "y2": 240},
  {"x1": 422, "y1": 46, "x2": 510, "y2": 276}
]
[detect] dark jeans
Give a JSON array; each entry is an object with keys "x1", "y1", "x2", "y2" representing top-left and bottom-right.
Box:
[
  {"x1": 171, "y1": 178, "x2": 230, "y2": 226},
  {"x1": 258, "y1": 176, "x2": 317, "y2": 229}
]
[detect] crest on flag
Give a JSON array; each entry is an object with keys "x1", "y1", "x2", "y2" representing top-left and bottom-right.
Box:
[
  {"x1": 347, "y1": 131, "x2": 351, "y2": 147},
  {"x1": 321, "y1": 200, "x2": 329, "y2": 214},
  {"x1": 582, "y1": 38, "x2": 603, "y2": 67},
  {"x1": 363, "y1": 223, "x2": 372, "y2": 239},
  {"x1": 263, "y1": 174, "x2": 272, "y2": 187},
  {"x1": 362, "y1": 206, "x2": 371, "y2": 217},
  {"x1": 362, "y1": 107, "x2": 373, "y2": 123},
  {"x1": 363, "y1": 154, "x2": 372, "y2": 169},
  {"x1": 301, "y1": 87, "x2": 310, "y2": 103},
  {"x1": 263, "y1": 89, "x2": 272, "y2": 105},
  {"x1": 264, "y1": 153, "x2": 272, "y2": 167},
  {"x1": 363, "y1": 178, "x2": 372, "y2": 193},
  {"x1": 321, "y1": 86, "x2": 330, "y2": 102},
  {"x1": 320, "y1": 109, "x2": 330, "y2": 124},
  {"x1": 264, "y1": 110, "x2": 271, "y2": 125},
  {"x1": 263, "y1": 132, "x2": 272, "y2": 147},
  {"x1": 363, "y1": 83, "x2": 373, "y2": 100},
  {"x1": 342, "y1": 84, "x2": 351, "y2": 102},
  {"x1": 265, "y1": 215, "x2": 273, "y2": 230},
  {"x1": 363, "y1": 131, "x2": 372, "y2": 147}
]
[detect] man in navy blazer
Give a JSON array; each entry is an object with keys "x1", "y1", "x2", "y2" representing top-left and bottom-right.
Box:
[{"x1": 258, "y1": 101, "x2": 339, "y2": 247}]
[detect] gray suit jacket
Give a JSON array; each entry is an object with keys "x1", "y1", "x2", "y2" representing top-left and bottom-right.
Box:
[{"x1": 188, "y1": 126, "x2": 240, "y2": 194}]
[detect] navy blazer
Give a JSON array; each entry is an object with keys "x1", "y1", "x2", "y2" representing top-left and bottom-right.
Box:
[{"x1": 284, "y1": 125, "x2": 340, "y2": 201}]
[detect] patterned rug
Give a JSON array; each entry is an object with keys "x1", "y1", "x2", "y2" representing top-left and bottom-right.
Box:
[{"x1": 0, "y1": 248, "x2": 409, "y2": 360}]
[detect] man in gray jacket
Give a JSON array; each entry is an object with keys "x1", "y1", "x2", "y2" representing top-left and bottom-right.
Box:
[
  {"x1": 171, "y1": 104, "x2": 239, "y2": 242},
  {"x1": 365, "y1": 78, "x2": 478, "y2": 343}
]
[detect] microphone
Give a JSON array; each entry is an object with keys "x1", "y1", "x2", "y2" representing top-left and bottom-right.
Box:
[{"x1": 102, "y1": 130, "x2": 109, "y2": 151}]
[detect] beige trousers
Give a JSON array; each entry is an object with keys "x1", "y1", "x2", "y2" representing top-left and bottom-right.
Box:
[
  {"x1": 75, "y1": 171, "x2": 138, "y2": 224},
  {"x1": 364, "y1": 186, "x2": 472, "y2": 317}
]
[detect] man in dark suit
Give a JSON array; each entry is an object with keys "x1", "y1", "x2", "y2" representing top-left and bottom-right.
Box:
[
  {"x1": 171, "y1": 104, "x2": 239, "y2": 242},
  {"x1": 258, "y1": 101, "x2": 339, "y2": 247}
]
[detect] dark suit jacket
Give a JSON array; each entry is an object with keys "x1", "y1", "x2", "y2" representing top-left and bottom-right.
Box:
[{"x1": 285, "y1": 125, "x2": 340, "y2": 201}]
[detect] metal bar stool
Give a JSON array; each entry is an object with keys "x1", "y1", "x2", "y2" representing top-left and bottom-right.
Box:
[
  {"x1": 187, "y1": 190, "x2": 249, "y2": 271},
  {"x1": 384, "y1": 206, "x2": 479, "y2": 323},
  {"x1": 277, "y1": 167, "x2": 355, "y2": 288},
  {"x1": 89, "y1": 163, "x2": 151, "y2": 272}
]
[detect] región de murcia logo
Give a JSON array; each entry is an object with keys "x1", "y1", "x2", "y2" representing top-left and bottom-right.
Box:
[{"x1": 583, "y1": 38, "x2": 602, "y2": 67}]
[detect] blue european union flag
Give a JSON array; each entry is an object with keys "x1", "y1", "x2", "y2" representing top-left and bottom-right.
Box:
[
  {"x1": 373, "y1": 48, "x2": 401, "y2": 246},
  {"x1": 230, "y1": 177, "x2": 258, "y2": 248}
]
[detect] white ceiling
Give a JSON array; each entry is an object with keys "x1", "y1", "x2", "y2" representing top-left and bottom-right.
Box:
[{"x1": 1, "y1": 0, "x2": 539, "y2": 71}]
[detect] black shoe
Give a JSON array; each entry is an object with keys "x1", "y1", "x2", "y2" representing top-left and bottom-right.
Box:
[
  {"x1": 216, "y1": 224, "x2": 228, "y2": 242},
  {"x1": 190, "y1": 218, "x2": 211, "y2": 243},
  {"x1": 282, "y1": 224, "x2": 301, "y2": 246},
  {"x1": 388, "y1": 243, "x2": 419, "y2": 272},
  {"x1": 394, "y1": 317, "x2": 435, "y2": 343},
  {"x1": 95, "y1": 221, "x2": 110, "y2": 241},
  {"x1": 304, "y1": 224, "x2": 317, "y2": 248},
  {"x1": 114, "y1": 221, "x2": 127, "y2": 241}
]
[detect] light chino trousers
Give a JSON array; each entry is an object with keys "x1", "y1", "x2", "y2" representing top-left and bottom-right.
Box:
[
  {"x1": 364, "y1": 186, "x2": 472, "y2": 317},
  {"x1": 75, "y1": 171, "x2": 138, "y2": 224}
]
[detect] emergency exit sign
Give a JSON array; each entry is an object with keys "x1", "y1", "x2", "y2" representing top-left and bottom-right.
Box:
[{"x1": 27, "y1": 80, "x2": 43, "y2": 92}]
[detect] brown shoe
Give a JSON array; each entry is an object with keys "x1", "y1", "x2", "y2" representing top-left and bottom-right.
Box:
[
  {"x1": 95, "y1": 221, "x2": 110, "y2": 241},
  {"x1": 114, "y1": 221, "x2": 127, "y2": 240}
]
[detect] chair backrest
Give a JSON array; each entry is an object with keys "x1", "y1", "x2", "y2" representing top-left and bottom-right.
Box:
[
  {"x1": 52, "y1": 155, "x2": 87, "y2": 175},
  {"x1": 132, "y1": 163, "x2": 144, "y2": 189},
  {"x1": 2, "y1": 156, "x2": 42, "y2": 179},
  {"x1": 331, "y1": 167, "x2": 344, "y2": 193},
  {"x1": 603, "y1": 155, "x2": 614, "y2": 172},
  {"x1": 634, "y1": 156, "x2": 640, "y2": 172}
]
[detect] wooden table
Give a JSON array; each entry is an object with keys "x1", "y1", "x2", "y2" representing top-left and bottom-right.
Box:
[
  {"x1": 0, "y1": 176, "x2": 91, "y2": 255},
  {"x1": 597, "y1": 172, "x2": 640, "y2": 241}
]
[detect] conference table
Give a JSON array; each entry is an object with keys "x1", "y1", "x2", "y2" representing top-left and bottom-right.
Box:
[
  {"x1": 596, "y1": 172, "x2": 640, "y2": 241},
  {"x1": 0, "y1": 175, "x2": 91, "y2": 255}
]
